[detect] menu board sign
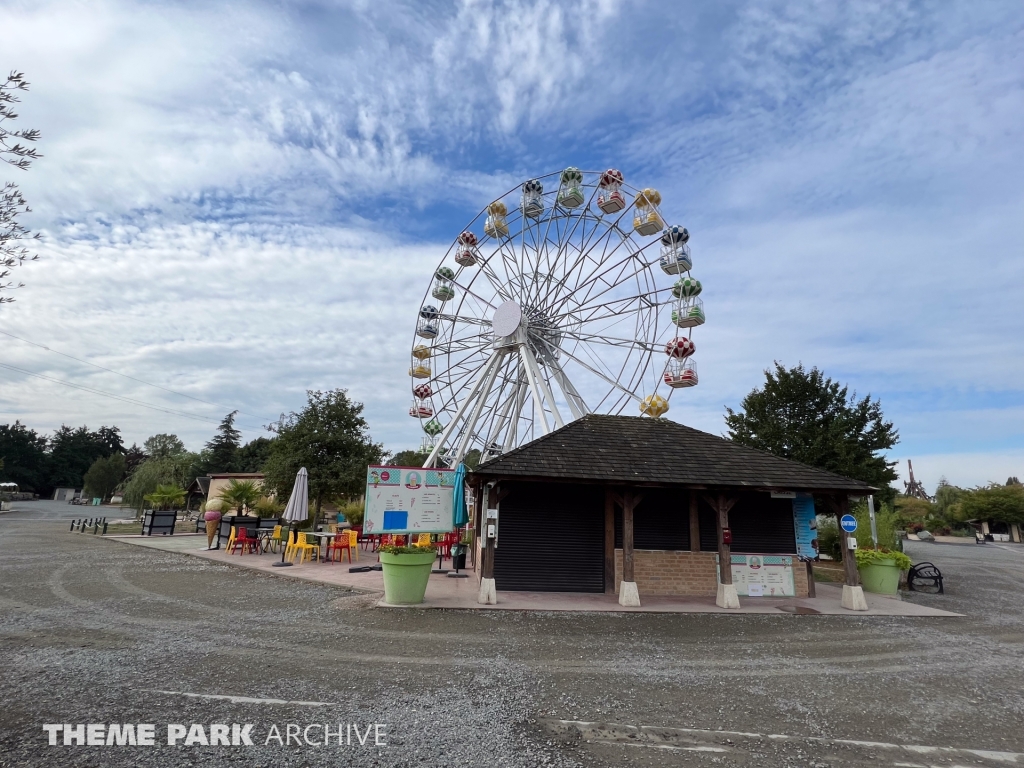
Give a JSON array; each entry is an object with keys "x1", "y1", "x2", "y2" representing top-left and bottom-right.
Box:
[
  {"x1": 364, "y1": 465, "x2": 455, "y2": 535},
  {"x1": 721, "y1": 554, "x2": 796, "y2": 597}
]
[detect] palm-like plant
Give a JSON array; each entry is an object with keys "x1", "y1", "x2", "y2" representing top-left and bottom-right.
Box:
[
  {"x1": 144, "y1": 484, "x2": 186, "y2": 511},
  {"x1": 217, "y1": 479, "x2": 262, "y2": 516}
]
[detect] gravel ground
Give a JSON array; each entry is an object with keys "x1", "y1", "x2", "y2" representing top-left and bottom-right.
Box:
[{"x1": 1, "y1": 500, "x2": 1023, "y2": 767}]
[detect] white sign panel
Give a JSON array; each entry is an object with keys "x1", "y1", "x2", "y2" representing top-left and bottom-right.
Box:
[
  {"x1": 364, "y1": 466, "x2": 456, "y2": 535},
  {"x1": 722, "y1": 555, "x2": 796, "y2": 597}
]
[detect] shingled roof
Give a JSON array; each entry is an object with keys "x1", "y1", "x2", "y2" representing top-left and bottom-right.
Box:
[{"x1": 473, "y1": 414, "x2": 875, "y2": 493}]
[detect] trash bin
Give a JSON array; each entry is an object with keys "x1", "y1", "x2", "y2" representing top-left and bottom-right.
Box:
[{"x1": 450, "y1": 544, "x2": 466, "y2": 572}]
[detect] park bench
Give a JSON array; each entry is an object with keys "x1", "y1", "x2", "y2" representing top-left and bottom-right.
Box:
[{"x1": 908, "y1": 562, "x2": 944, "y2": 594}]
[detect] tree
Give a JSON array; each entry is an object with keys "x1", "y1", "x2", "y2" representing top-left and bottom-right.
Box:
[
  {"x1": 83, "y1": 453, "x2": 126, "y2": 501},
  {"x1": 894, "y1": 495, "x2": 936, "y2": 527},
  {"x1": 386, "y1": 449, "x2": 429, "y2": 468},
  {"x1": 205, "y1": 411, "x2": 241, "y2": 473},
  {"x1": 957, "y1": 484, "x2": 1024, "y2": 526},
  {"x1": 144, "y1": 484, "x2": 186, "y2": 511},
  {"x1": 1, "y1": 72, "x2": 42, "y2": 303},
  {"x1": 123, "y1": 443, "x2": 148, "y2": 476},
  {"x1": 236, "y1": 436, "x2": 274, "y2": 473},
  {"x1": 725, "y1": 363, "x2": 899, "y2": 503},
  {"x1": 143, "y1": 434, "x2": 185, "y2": 459},
  {"x1": 216, "y1": 479, "x2": 262, "y2": 516},
  {"x1": 0, "y1": 421, "x2": 47, "y2": 492},
  {"x1": 46, "y1": 424, "x2": 124, "y2": 492},
  {"x1": 934, "y1": 478, "x2": 964, "y2": 517},
  {"x1": 263, "y1": 389, "x2": 385, "y2": 521},
  {"x1": 119, "y1": 452, "x2": 202, "y2": 515}
]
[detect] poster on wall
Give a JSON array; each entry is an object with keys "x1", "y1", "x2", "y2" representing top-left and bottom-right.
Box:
[
  {"x1": 363, "y1": 465, "x2": 456, "y2": 534},
  {"x1": 722, "y1": 554, "x2": 796, "y2": 597},
  {"x1": 792, "y1": 494, "x2": 818, "y2": 559}
]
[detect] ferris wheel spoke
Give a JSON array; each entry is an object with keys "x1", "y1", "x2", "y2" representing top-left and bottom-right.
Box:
[
  {"x1": 552, "y1": 245, "x2": 658, "y2": 318},
  {"x1": 540, "y1": 227, "x2": 635, "y2": 314},
  {"x1": 477, "y1": 259, "x2": 514, "y2": 303},
  {"x1": 545, "y1": 354, "x2": 589, "y2": 419},
  {"x1": 559, "y1": 330, "x2": 661, "y2": 352},
  {"x1": 553, "y1": 343, "x2": 644, "y2": 405},
  {"x1": 549, "y1": 286, "x2": 674, "y2": 326}
]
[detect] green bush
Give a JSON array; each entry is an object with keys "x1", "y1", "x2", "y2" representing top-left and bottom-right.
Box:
[
  {"x1": 817, "y1": 516, "x2": 842, "y2": 561},
  {"x1": 254, "y1": 497, "x2": 284, "y2": 518},
  {"x1": 338, "y1": 501, "x2": 364, "y2": 527},
  {"x1": 818, "y1": 502, "x2": 902, "y2": 561},
  {"x1": 855, "y1": 548, "x2": 912, "y2": 570}
]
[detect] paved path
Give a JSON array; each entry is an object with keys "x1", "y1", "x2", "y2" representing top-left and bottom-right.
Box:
[
  {"x1": 1, "y1": 500, "x2": 1022, "y2": 767},
  {"x1": 108, "y1": 528, "x2": 959, "y2": 616}
]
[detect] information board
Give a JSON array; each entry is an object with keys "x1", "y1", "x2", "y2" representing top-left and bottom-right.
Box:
[
  {"x1": 792, "y1": 494, "x2": 819, "y2": 560},
  {"x1": 720, "y1": 554, "x2": 796, "y2": 597},
  {"x1": 364, "y1": 465, "x2": 456, "y2": 535}
]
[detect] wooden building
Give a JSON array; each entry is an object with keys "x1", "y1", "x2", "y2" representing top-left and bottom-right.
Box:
[{"x1": 469, "y1": 414, "x2": 875, "y2": 610}]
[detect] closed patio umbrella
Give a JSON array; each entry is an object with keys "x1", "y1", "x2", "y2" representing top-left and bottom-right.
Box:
[
  {"x1": 452, "y1": 462, "x2": 468, "y2": 528},
  {"x1": 273, "y1": 467, "x2": 308, "y2": 568}
]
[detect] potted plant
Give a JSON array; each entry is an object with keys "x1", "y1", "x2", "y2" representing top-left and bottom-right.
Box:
[
  {"x1": 379, "y1": 543, "x2": 437, "y2": 605},
  {"x1": 855, "y1": 548, "x2": 913, "y2": 595}
]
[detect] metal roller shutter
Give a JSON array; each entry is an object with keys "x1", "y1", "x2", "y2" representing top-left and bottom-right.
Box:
[
  {"x1": 698, "y1": 493, "x2": 796, "y2": 553},
  {"x1": 730, "y1": 495, "x2": 797, "y2": 553},
  {"x1": 614, "y1": 489, "x2": 690, "y2": 550},
  {"x1": 494, "y1": 482, "x2": 605, "y2": 593}
]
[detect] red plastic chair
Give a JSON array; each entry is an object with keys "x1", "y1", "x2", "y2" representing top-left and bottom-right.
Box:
[
  {"x1": 229, "y1": 527, "x2": 260, "y2": 555},
  {"x1": 327, "y1": 533, "x2": 353, "y2": 563}
]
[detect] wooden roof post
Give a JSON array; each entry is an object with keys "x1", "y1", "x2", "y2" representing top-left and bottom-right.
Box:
[
  {"x1": 604, "y1": 487, "x2": 615, "y2": 594},
  {"x1": 707, "y1": 493, "x2": 739, "y2": 609},
  {"x1": 619, "y1": 488, "x2": 640, "y2": 607},
  {"x1": 477, "y1": 482, "x2": 498, "y2": 604},
  {"x1": 689, "y1": 490, "x2": 700, "y2": 553},
  {"x1": 835, "y1": 494, "x2": 867, "y2": 610}
]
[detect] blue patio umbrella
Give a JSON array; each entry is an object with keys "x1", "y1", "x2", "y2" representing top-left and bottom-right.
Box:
[{"x1": 452, "y1": 463, "x2": 468, "y2": 527}]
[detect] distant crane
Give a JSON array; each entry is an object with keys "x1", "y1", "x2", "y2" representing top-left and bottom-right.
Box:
[{"x1": 903, "y1": 460, "x2": 931, "y2": 500}]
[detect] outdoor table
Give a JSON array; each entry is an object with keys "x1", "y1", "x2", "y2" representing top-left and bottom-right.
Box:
[
  {"x1": 305, "y1": 531, "x2": 339, "y2": 561},
  {"x1": 256, "y1": 529, "x2": 277, "y2": 553}
]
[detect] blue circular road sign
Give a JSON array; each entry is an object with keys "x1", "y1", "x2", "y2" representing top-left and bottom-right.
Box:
[{"x1": 840, "y1": 514, "x2": 858, "y2": 533}]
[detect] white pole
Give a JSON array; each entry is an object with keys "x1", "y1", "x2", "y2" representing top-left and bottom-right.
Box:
[
  {"x1": 868, "y1": 495, "x2": 878, "y2": 549},
  {"x1": 453, "y1": 350, "x2": 505, "y2": 463},
  {"x1": 518, "y1": 344, "x2": 551, "y2": 434},
  {"x1": 521, "y1": 343, "x2": 564, "y2": 429}
]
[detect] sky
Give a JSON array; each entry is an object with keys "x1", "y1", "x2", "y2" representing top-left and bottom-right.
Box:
[{"x1": 1, "y1": 0, "x2": 1022, "y2": 494}]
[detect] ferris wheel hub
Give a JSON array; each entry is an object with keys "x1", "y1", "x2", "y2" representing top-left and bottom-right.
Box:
[{"x1": 491, "y1": 300, "x2": 523, "y2": 338}]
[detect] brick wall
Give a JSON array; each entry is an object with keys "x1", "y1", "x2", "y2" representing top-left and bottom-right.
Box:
[{"x1": 614, "y1": 549, "x2": 810, "y2": 597}]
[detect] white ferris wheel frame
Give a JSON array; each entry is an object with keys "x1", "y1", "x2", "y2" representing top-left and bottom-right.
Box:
[{"x1": 411, "y1": 169, "x2": 697, "y2": 469}]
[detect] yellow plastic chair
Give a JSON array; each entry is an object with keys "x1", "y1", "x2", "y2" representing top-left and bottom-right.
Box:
[
  {"x1": 223, "y1": 526, "x2": 236, "y2": 553},
  {"x1": 291, "y1": 532, "x2": 320, "y2": 563},
  {"x1": 347, "y1": 529, "x2": 359, "y2": 561},
  {"x1": 414, "y1": 533, "x2": 432, "y2": 547},
  {"x1": 284, "y1": 530, "x2": 297, "y2": 560},
  {"x1": 267, "y1": 525, "x2": 284, "y2": 553}
]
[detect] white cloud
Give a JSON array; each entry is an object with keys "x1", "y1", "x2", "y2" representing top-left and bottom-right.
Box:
[{"x1": 0, "y1": 0, "x2": 1022, "y2": 486}]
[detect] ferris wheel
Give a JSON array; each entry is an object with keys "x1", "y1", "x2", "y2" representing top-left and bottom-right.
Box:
[{"x1": 409, "y1": 167, "x2": 706, "y2": 468}]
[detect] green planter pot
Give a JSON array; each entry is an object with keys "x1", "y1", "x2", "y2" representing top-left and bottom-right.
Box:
[
  {"x1": 858, "y1": 559, "x2": 901, "y2": 595},
  {"x1": 380, "y1": 550, "x2": 437, "y2": 605}
]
